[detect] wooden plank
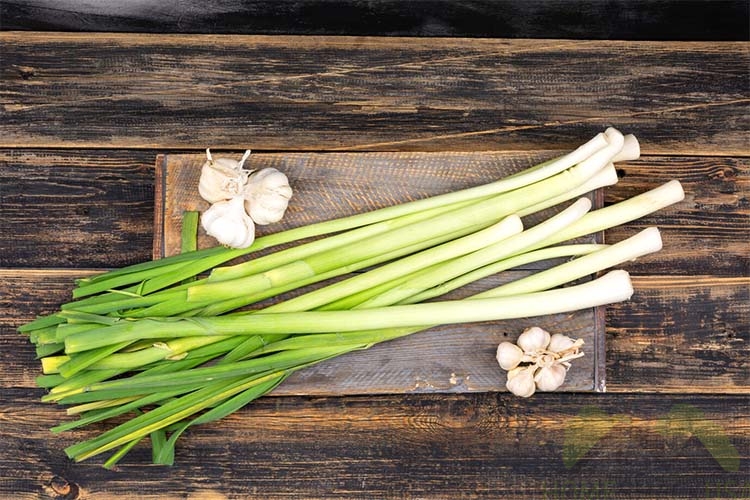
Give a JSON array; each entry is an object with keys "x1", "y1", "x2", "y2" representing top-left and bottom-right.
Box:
[
  {"x1": 154, "y1": 151, "x2": 605, "y2": 394},
  {"x1": 3, "y1": 270, "x2": 746, "y2": 393},
  {"x1": 2, "y1": 149, "x2": 746, "y2": 275},
  {"x1": 606, "y1": 275, "x2": 750, "y2": 392},
  {"x1": 0, "y1": 389, "x2": 747, "y2": 497},
  {"x1": 0, "y1": 149, "x2": 156, "y2": 268},
  {"x1": 2, "y1": 0, "x2": 747, "y2": 40},
  {"x1": 1, "y1": 34, "x2": 748, "y2": 154},
  {"x1": 603, "y1": 155, "x2": 750, "y2": 276}
]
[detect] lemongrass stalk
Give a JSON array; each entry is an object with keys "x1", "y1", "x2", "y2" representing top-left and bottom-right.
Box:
[
  {"x1": 71, "y1": 261, "x2": 192, "y2": 298},
  {"x1": 258, "y1": 215, "x2": 523, "y2": 314},
  {"x1": 64, "y1": 353, "x2": 355, "y2": 462},
  {"x1": 64, "y1": 271, "x2": 633, "y2": 353},
  {"x1": 103, "y1": 435, "x2": 142, "y2": 469},
  {"x1": 526, "y1": 180, "x2": 685, "y2": 251},
  {"x1": 75, "y1": 246, "x2": 226, "y2": 285},
  {"x1": 181, "y1": 211, "x2": 200, "y2": 254},
  {"x1": 186, "y1": 155, "x2": 611, "y2": 306},
  {"x1": 56, "y1": 341, "x2": 133, "y2": 378},
  {"x1": 486, "y1": 227, "x2": 662, "y2": 297},
  {"x1": 611, "y1": 134, "x2": 640, "y2": 162},
  {"x1": 517, "y1": 163, "x2": 619, "y2": 217},
  {"x1": 132, "y1": 226, "x2": 484, "y2": 318},
  {"x1": 67, "y1": 397, "x2": 142, "y2": 416},
  {"x1": 69, "y1": 336, "x2": 231, "y2": 372},
  {"x1": 355, "y1": 198, "x2": 591, "y2": 309},
  {"x1": 405, "y1": 244, "x2": 605, "y2": 304}
]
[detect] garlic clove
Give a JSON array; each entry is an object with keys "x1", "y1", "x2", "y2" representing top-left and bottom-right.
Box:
[
  {"x1": 198, "y1": 149, "x2": 252, "y2": 204},
  {"x1": 496, "y1": 341, "x2": 524, "y2": 371},
  {"x1": 534, "y1": 364, "x2": 568, "y2": 392},
  {"x1": 516, "y1": 326, "x2": 551, "y2": 354},
  {"x1": 243, "y1": 167, "x2": 293, "y2": 225},
  {"x1": 547, "y1": 333, "x2": 576, "y2": 354},
  {"x1": 506, "y1": 365, "x2": 537, "y2": 398},
  {"x1": 201, "y1": 196, "x2": 255, "y2": 249}
]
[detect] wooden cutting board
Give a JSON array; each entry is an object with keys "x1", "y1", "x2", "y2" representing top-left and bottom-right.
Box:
[{"x1": 154, "y1": 151, "x2": 606, "y2": 394}]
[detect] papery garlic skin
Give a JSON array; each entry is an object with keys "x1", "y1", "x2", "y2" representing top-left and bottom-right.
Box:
[
  {"x1": 243, "y1": 167, "x2": 293, "y2": 225},
  {"x1": 506, "y1": 366, "x2": 536, "y2": 398},
  {"x1": 198, "y1": 149, "x2": 252, "y2": 204},
  {"x1": 201, "y1": 196, "x2": 256, "y2": 249},
  {"x1": 496, "y1": 342, "x2": 524, "y2": 371},
  {"x1": 534, "y1": 364, "x2": 568, "y2": 392},
  {"x1": 517, "y1": 326, "x2": 551, "y2": 354}
]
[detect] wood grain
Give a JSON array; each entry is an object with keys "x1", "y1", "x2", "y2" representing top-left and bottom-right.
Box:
[
  {"x1": 1, "y1": 34, "x2": 748, "y2": 154},
  {"x1": 3, "y1": 0, "x2": 748, "y2": 40},
  {"x1": 607, "y1": 275, "x2": 750, "y2": 392},
  {"x1": 1, "y1": 389, "x2": 747, "y2": 498},
  {"x1": 0, "y1": 149, "x2": 156, "y2": 268}
]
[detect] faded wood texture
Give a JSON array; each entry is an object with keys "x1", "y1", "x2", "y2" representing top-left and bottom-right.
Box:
[
  {"x1": 3, "y1": 0, "x2": 748, "y2": 40},
  {"x1": 154, "y1": 151, "x2": 607, "y2": 395},
  {"x1": 1, "y1": 388, "x2": 748, "y2": 497},
  {"x1": 1, "y1": 34, "x2": 748, "y2": 155}
]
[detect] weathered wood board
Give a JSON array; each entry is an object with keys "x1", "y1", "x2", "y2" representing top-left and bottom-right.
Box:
[{"x1": 154, "y1": 151, "x2": 606, "y2": 394}]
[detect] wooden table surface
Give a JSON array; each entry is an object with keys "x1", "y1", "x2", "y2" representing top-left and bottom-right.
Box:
[{"x1": 1, "y1": 2, "x2": 748, "y2": 498}]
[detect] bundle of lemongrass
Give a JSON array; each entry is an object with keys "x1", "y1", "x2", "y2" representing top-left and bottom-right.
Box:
[{"x1": 20, "y1": 128, "x2": 684, "y2": 467}]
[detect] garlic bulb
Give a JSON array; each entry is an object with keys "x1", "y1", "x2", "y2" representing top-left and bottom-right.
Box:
[
  {"x1": 198, "y1": 149, "x2": 252, "y2": 204},
  {"x1": 243, "y1": 167, "x2": 293, "y2": 225},
  {"x1": 506, "y1": 366, "x2": 537, "y2": 398},
  {"x1": 200, "y1": 196, "x2": 255, "y2": 249},
  {"x1": 496, "y1": 326, "x2": 585, "y2": 397},
  {"x1": 517, "y1": 326, "x2": 550, "y2": 354},
  {"x1": 548, "y1": 333, "x2": 576, "y2": 353},
  {"x1": 496, "y1": 341, "x2": 524, "y2": 371},
  {"x1": 534, "y1": 364, "x2": 568, "y2": 392}
]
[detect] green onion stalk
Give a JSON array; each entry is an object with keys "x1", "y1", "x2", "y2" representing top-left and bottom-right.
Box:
[{"x1": 19, "y1": 128, "x2": 685, "y2": 467}]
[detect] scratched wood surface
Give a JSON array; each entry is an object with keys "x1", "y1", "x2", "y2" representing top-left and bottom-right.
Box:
[
  {"x1": 0, "y1": 27, "x2": 748, "y2": 499},
  {"x1": 1, "y1": 34, "x2": 748, "y2": 155}
]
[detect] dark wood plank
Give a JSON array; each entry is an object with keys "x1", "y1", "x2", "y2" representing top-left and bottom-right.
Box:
[
  {"x1": 603, "y1": 155, "x2": 749, "y2": 276},
  {"x1": 2, "y1": 149, "x2": 746, "y2": 277},
  {"x1": 2, "y1": 0, "x2": 747, "y2": 41},
  {"x1": 1, "y1": 34, "x2": 747, "y2": 154},
  {"x1": 1, "y1": 390, "x2": 747, "y2": 498},
  {"x1": 606, "y1": 275, "x2": 750, "y2": 392},
  {"x1": 0, "y1": 149, "x2": 156, "y2": 268},
  {"x1": 3, "y1": 270, "x2": 746, "y2": 393}
]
